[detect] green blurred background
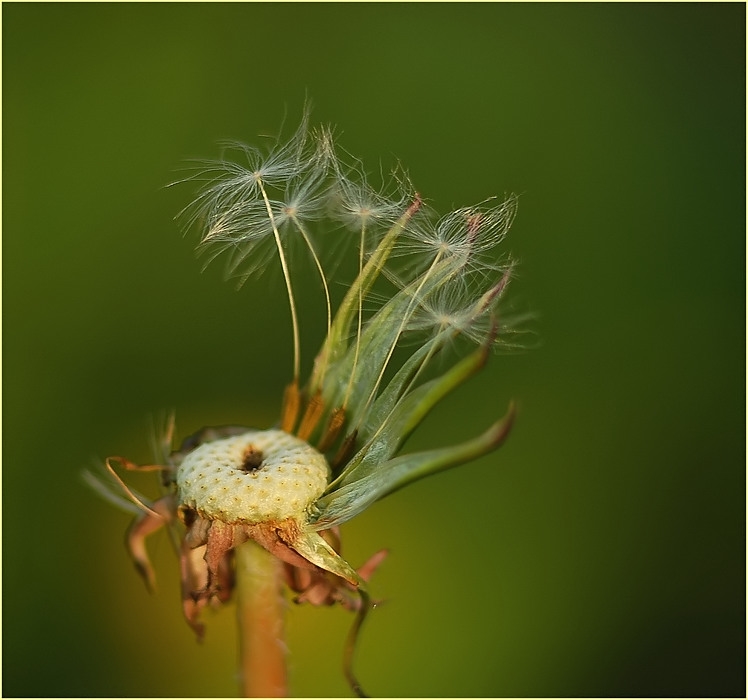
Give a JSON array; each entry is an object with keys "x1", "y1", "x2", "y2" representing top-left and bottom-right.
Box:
[{"x1": 4, "y1": 3, "x2": 744, "y2": 697}]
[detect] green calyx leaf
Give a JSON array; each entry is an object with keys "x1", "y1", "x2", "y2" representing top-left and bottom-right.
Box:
[
  {"x1": 309, "y1": 196, "x2": 421, "y2": 395},
  {"x1": 330, "y1": 337, "x2": 491, "y2": 490},
  {"x1": 312, "y1": 401, "x2": 515, "y2": 530},
  {"x1": 290, "y1": 528, "x2": 366, "y2": 588},
  {"x1": 327, "y1": 255, "x2": 462, "y2": 428}
]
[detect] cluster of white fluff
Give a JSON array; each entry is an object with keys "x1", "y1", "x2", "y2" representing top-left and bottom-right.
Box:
[{"x1": 177, "y1": 110, "x2": 523, "y2": 401}]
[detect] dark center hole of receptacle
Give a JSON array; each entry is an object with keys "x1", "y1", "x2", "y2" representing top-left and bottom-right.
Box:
[{"x1": 241, "y1": 445, "x2": 264, "y2": 472}]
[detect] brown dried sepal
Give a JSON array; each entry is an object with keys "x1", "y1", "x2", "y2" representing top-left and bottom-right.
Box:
[
  {"x1": 284, "y1": 528, "x2": 388, "y2": 611},
  {"x1": 125, "y1": 494, "x2": 175, "y2": 593},
  {"x1": 179, "y1": 516, "x2": 241, "y2": 639},
  {"x1": 177, "y1": 514, "x2": 386, "y2": 638},
  {"x1": 177, "y1": 514, "x2": 315, "y2": 638},
  {"x1": 115, "y1": 443, "x2": 386, "y2": 641}
]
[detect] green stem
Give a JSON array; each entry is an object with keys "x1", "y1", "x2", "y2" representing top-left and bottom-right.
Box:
[{"x1": 235, "y1": 541, "x2": 288, "y2": 698}]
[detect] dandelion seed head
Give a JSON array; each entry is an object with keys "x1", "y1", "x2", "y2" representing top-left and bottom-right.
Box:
[
  {"x1": 96, "y1": 107, "x2": 527, "y2": 696},
  {"x1": 402, "y1": 275, "x2": 498, "y2": 348},
  {"x1": 394, "y1": 195, "x2": 518, "y2": 274},
  {"x1": 328, "y1": 158, "x2": 413, "y2": 238}
]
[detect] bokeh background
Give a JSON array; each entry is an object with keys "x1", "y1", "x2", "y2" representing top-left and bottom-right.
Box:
[{"x1": 4, "y1": 3, "x2": 744, "y2": 697}]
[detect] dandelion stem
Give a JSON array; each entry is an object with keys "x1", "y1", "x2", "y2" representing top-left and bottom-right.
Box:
[
  {"x1": 259, "y1": 178, "x2": 301, "y2": 382},
  {"x1": 235, "y1": 540, "x2": 288, "y2": 698}
]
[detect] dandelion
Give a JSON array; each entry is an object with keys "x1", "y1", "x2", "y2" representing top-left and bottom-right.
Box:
[{"x1": 88, "y1": 110, "x2": 523, "y2": 697}]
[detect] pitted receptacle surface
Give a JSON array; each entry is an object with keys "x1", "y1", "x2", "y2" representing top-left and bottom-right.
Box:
[{"x1": 176, "y1": 429, "x2": 330, "y2": 523}]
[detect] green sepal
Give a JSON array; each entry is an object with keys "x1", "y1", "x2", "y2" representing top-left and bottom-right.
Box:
[
  {"x1": 312, "y1": 402, "x2": 515, "y2": 530},
  {"x1": 290, "y1": 528, "x2": 366, "y2": 588},
  {"x1": 309, "y1": 199, "x2": 419, "y2": 395},
  {"x1": 289, "y1": 529, "x2": 373, "y2": 696},
  {"x1": 319, "y1": 254, "x2": 459, "y2": 431},
  {"x1": 356, "y1": 325, "x2": 450, "y2": 445},
  {"x1": 331, "y1": 338, "x2": 491, "y2": 490}
]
